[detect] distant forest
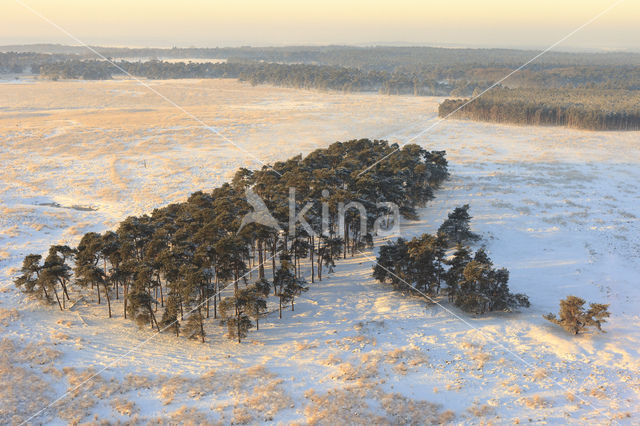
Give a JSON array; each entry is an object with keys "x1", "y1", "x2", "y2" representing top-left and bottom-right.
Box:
[
  {"x1": 439, "y1": 88, "x2": 640, "y2": 131},
  {"x1": 4, "y1": 44, "x2": 640, "y2": 68},
  {"x1": 33, "y1": 60, "x2": 467, "y2": 96},
  {"x1": 2, "y1": 45, "x2": 640, "y2": 129}
]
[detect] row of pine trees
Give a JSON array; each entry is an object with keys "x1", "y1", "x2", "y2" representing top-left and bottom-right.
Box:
[{"x1": 15, "y1": 139, "x2": 449, "y2": 342}]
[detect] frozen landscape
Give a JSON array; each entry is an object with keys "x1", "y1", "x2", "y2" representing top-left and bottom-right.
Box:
[{"x1": 1, "y1": 78, "x2": 639, "y2": 424}]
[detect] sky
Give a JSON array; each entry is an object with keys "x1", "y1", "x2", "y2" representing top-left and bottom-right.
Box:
[{"x1": 2, "y1": 0, "x2": 639, "y2": 51}]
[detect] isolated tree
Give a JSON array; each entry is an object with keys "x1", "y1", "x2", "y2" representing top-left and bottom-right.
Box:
[{"x1": 544, "y1": 296, "x2": 610, "y2": 335}]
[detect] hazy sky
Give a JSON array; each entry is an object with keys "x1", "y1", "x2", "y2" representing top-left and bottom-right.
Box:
[{"x1": 2, "y1": 0, "x2": 639, "y2": 51}]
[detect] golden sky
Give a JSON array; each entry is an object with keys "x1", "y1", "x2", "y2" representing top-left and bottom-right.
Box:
[{"x1": 2, "y1": 0, "x2": 638, "y2": 50}]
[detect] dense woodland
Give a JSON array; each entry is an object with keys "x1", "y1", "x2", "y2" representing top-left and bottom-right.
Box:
[
  {"x1": 4, "y1": 44, "x2": 640, "y2": 68},
  {"x1": 4, "y1": 45, "x2": 640, "y2": 120},
  {"x1": 15, "y1": 139, "x2": 450, "y2": 342},
  {"x1": 28, "y1": 59, "x2": 640, "y2": 94},
  {"x1": 34, "y1": 59, "x2": 465, "y2": 96},
  {"x1": 439, "y1": 88, "x2": 640, "y2": 131}
]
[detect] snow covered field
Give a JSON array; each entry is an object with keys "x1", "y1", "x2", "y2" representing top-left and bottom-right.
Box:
[{"x1": 0, "y1": 78, "x2": 638, "y2": 424}]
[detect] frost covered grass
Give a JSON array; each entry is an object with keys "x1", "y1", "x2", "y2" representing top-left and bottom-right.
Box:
[{"x1": 0, "y1": 78, "x2": 639, "y2": 423}]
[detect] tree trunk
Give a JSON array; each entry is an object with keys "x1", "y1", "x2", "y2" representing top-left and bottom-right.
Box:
[
  {"x1": 124, "y1": 283, "x2": 128, "y2": 318},
  {"x1": 234, "y1": 272, "x2": 239, "y2": 316},
  {"x1": 258, "y1": 240, "x2": 265, "y2": 280},
  {"x1": 199, "y1": 309, "x2": 205, "y2": 343},
  {"x1": 248, "y1": 244, "x2": 253, "y2": 281},
  {"x1": 291, "y1": 297, "x2": 294, "y2": 311},
  {"x1": 103, "y1": 284, "x2": 112, "y2": 318},
  {"x1": 96, "y1": 283, "x2": 101, "y2": 304},
  {"x1": 279, "y1": 297, "x2": 282, "y2": 319},
  {"x1": 214, "y1": 275, "x2": 218, "y2": 319},
  {"x1": 310, "y1": 236, "x2": 315, "y2": 283},
  {"x1": 61, "y1": 281, "x2": 70, "y2": 301},
  {"x1": 148, "y1": 303, "x2": 159, "y2": 331},
  {"x1": 343, "y1": 222, "x2": 348, "y2": 259},
  {"x1": 206, "y1": 285, "x2": 210, "y2": 319},
  {"x1": 52, "y1": 286, "x2": 63, "y2": 311},
  {"x1": 272, "y1": 239, "x2": 277, "y2": 280}
]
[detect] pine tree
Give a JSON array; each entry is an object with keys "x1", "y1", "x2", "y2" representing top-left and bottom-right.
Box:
[
  {"x1": 244, "y1": 285, "x2": 267, "y2": 331},
  {"x1": 219, "y1": 291, "x2": 254, "y2": 343},
  {"x1": 444, "y1": 244, "x2": 471, "y2": 301},
  {"x1": 127, "y1": 265, "x2": 159, "y2": 330},
  {"x1": 438, "y1": 205, "x2": 479, "y2": 245},
  {"x1": 407, "y1": 234, "x2": 443, "y2": 295},
  {"x1": 14, "y1": 254, "x2": 44, "y2": 297},
  {"x1": 159, "y1": 293, "x2": 180, "y2": 336},
  {"x1": 452, "y1": 249, "x2": 529, "y2": 314},
  {"x1": 283, "y1": 274, "x2": 308, "y2": 313},
  {"x1": 39, "y1": 247, "x2": 73, "y2": 310},
  {"x1": 544, "y1": 296, "x2": 610, "y2": 335},
  {"x1": 182, "y1": 307, "x2": 206, "y2": 342},
  {"x1": 76, "y1": 232, "x2": 107, "y2": 307}
]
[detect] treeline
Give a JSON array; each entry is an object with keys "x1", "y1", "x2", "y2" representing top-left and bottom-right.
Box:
[
  {"x1": 374, "y1": 205, "x2": 530, "y2": 314},
  {"x1": 5, "y1": 44, "x2": 640, "y2": 68},
  {"x1": 0, "y1": 52, "x2": 76, "y2": 73},
  {"x1": 36, "y1": 59, "x2": 462, "y2": 95},
  {"x1": 15, "y1": 139, "x2": 449, "y2": 342},
  {"x1": 32, "y1": 57, "x2": 640, "y2": 92},
  {"x1": 5, "y1": 45, "x2": 640, "y2": 91},
  {"x1": 439, "y1": 88, "x2": 640, "y2": 131}
]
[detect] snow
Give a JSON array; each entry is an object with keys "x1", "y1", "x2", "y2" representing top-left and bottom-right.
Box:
[{"x1": 0, "y1": 78, "x2": 638, "y2": 424}]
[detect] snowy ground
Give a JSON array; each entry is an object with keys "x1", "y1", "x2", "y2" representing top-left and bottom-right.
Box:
[{"x1": 0, "y1": 78, "x2": 638, "y2": 424}]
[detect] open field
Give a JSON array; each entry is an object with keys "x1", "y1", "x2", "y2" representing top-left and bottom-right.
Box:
[{"x1": 0, "y1": 78, "x2": 639, "y2": 424}]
